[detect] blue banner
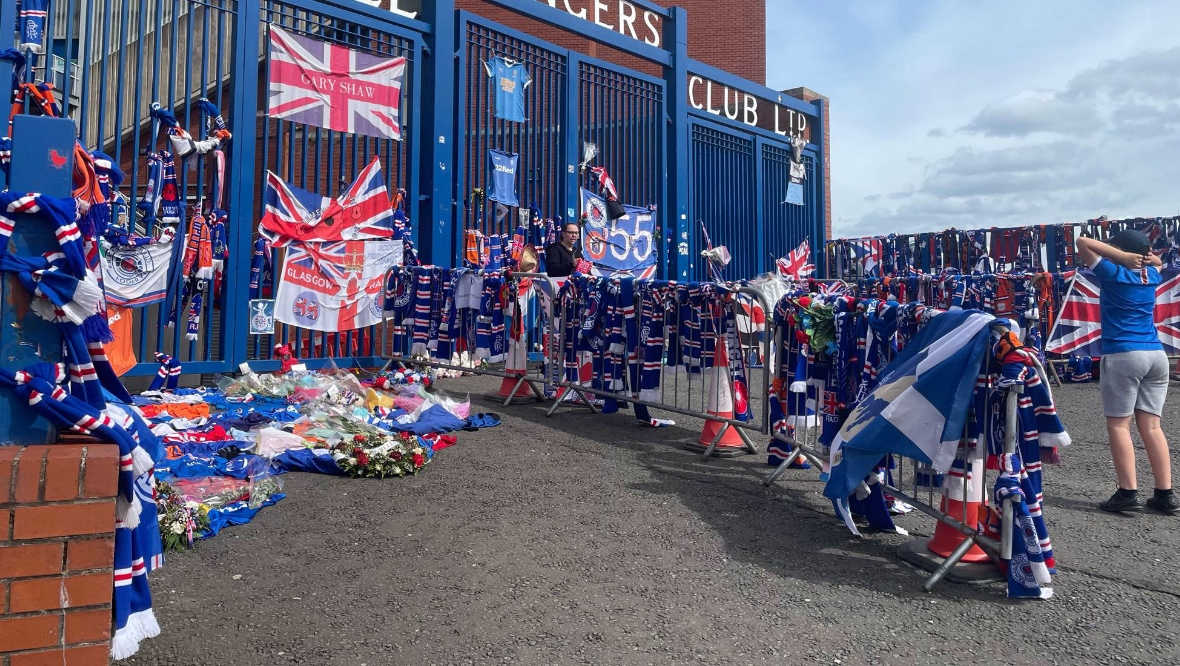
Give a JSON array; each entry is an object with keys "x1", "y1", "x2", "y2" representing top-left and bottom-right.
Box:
[{"x1": 579, "y1": 188, "x2": 657, "y2": 278}]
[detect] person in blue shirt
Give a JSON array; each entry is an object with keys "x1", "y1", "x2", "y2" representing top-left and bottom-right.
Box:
[{"x1": 1077, "y1": 230, "x2": 1176, "y2": 515}]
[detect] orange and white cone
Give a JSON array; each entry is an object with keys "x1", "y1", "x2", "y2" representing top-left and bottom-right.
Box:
[
  {"x1": 927, "y1": 446, "x2": 990, "y2": 563},
  {"x1": 696, "y1": 342, "x2": 745, "y2": 452}
]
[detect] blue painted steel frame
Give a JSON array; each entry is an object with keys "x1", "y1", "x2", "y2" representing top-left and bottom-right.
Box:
[
  {"x1": 665, "y1": 7, "x2": 690, "y2": 280},
  {"x1": 2, "y1": 0, "x2": 826, "y2": 377}
]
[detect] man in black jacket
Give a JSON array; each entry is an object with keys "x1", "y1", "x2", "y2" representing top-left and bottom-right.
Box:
[{"x1": 546, "y1": 221, "x2": 581, "y2": 278}]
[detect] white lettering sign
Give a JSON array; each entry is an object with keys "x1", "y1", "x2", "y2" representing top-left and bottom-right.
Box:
[
  {"x1": 542, "y1": 0, "x2": 661, "y2": 48},
  {"x1": 688, "y1": 76, "x2": 812, "y2": 137},
  {"x1": 357, "y1": 0, "x2": 418, "y2": 19}
]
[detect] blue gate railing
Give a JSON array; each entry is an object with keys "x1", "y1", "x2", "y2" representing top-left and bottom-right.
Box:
[{"x1": 0, "y1": 0, "x2": 825, "y2": 375}]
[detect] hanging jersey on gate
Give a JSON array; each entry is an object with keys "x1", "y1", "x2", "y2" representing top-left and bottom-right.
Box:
[
  {"x1": 105, "y1": 305, "x2": 138, "y2": 376},
  {"x1": 484, "y1": 57, "x2": 531, "y2": 123},
  {"x1": 487, "y1": 150, "x2": 520, "y2": 207}
]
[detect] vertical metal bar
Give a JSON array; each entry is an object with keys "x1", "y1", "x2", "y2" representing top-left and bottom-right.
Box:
[{"x1": 60, "y1": 0, "x2": 76, "y2": 118}]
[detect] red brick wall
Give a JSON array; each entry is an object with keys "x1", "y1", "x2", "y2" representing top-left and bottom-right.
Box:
[{"x1": 0, "y1": 445, "x2": 118, "y2": 666}]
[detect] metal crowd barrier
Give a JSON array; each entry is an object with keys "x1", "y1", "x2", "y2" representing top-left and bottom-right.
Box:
[
  {"x1": 379, "y1": 268, "x2": 778, "y2": 459},
  {"x1": 759, "y1": 305, "x2": 1023, "y2": 592},
  {"x1": 539, "y1": 277, "x2": 775, "y2": 460},
  {"x1": 379, "y1": 269, "x2": 555, "y2": 406}
]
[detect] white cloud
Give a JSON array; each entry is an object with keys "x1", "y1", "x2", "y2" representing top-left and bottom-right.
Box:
[
  {"x1": 767, "y1": 1, "x2": 1180, "y2": 238},
  {"x1": 963, "y1": 91, "x2": 1102, "y2": 138}
]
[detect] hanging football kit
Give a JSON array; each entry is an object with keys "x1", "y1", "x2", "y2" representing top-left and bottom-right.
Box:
[
  {"x1": 487, "y1": 149, "x2": 520, "y2": 207},
  {"x1": 484, "y1": 56, "x2": 532, "y2": 123}
]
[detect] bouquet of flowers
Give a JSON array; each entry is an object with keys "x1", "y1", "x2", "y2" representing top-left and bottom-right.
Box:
[
  {"x1": 156, "y1": 481, "x2": 211, "y2": 552},
  {"x1": 332, "y1": 432, "x2": 431, "y2": 479},
  {"x1": 792, "y1": 295, "x2": 837, "y2": 356}
]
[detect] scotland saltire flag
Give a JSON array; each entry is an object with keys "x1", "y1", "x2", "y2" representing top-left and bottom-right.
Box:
[
  {"x1": 823, "y1": 309, "x2": 994, "y2": 534},
  {"x1": 258, "y1": 157, "x2": 394, "y2": 246},
  {"x1": 1046, "y1": 268, "x2": 1180, "y2": 356}
]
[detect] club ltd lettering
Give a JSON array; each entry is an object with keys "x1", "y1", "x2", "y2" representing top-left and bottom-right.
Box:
[{"x1": 688, "y1": 76, "x2": 811, "y2": 137}]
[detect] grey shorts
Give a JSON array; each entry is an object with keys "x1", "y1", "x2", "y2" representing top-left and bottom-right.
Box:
[{"x1": 1100, "y1": 350, "x2": 1170, "y2": 417}]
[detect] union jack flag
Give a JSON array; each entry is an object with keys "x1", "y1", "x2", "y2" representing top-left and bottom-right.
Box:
[
  {"x1": 1046, "y1": 269, "x2": 1180, "y2": 356},
  {"x1": 267, "y1": 25, "x2": 406, "y2": 141},
  {"x1": 259, "y1": 157, "x2": 394, "y2": 246},
  {"x1": 286, "y1": 240, "x2": 349, "y2": 285},
  {"x1": 776, "y1": 239, "x2": 816, "y2": 280},
  {"x1": 850, "y1": 239, "x2": 883, "y2": 278}
]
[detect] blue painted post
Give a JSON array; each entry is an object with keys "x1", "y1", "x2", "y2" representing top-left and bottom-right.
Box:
[
  {"x1": 0, "y1": 0, "x2": 57, "y2": 444},
  {"x1": 812, "y1": 97, "x2": 827, "y2": 277},
  {"x1": 564, "y1": 52, "x2": 581, "y2": 225},
  {"x1": 664, "y1": 6, "x2": 690, "y2": 280},
  {"x1": 421, "y1": 0, "x2": 457, "y2": 267},
  {"x1": 753, "y1": 137, "x2": 767, "y2": 276},
  {"x1": 226, "y1": 0, "x2": 262, "y2": 372}
]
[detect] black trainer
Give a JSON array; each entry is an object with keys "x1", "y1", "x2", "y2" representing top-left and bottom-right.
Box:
[
  {"x1": 1146, "y1": 493, "x2": 1180, "y2": 515},
  {"x1": 1099, "y1": 490, "x2": 1143, "y2": 513}
]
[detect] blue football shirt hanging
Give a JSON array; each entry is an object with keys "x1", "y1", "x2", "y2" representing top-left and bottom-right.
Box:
[
  {"x1": 487, "y1": 149, "x2": 520, "y2": 208},
  {"x1": 484, "y1": 56, "x2": 532, "y2": 123}
]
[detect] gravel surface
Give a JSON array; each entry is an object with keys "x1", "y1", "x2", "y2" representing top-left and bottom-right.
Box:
[{"x1": 128, "y1": 376, "x2": 1180, "y2": 666}]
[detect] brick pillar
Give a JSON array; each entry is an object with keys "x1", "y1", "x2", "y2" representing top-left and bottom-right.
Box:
[
  {"x1": 781, "y1": 87, "x2": 832, "y2": 242},
  {"x1": 1, "y1": 445, "x2": 119, "y2": 666}
]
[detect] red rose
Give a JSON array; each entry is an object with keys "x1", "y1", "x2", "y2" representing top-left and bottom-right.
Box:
[
  {"x1": 354, "y1": 434, "x2": 366, "y2": 442},
  {"x1": 391, "y1": 451, "x2": 403, "y2": 461},
  {"x1": 794, "y1": 330, "x2": 809, "y2": 344},
  {"x1": 798, "y1": 296, "x2": 811, "y2": 308},
  {"x1": 412, "y1": 453, "x2": 425, "y2": 468},
  {"x1": 356, "y1": 451, "x2": 370, "y2": 466}
]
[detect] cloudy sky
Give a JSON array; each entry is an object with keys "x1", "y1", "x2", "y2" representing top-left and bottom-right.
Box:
[{"x1": 766, "y1": 0, "x2": 1180, "y2": 239}]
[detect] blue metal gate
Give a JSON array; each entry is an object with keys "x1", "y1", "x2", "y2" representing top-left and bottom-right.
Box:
[
  {"x1": 686, "y1": 61, "x2": 826, "y2": 280},
  {"x1": 455, "y1": 11, "x2": 667, "y2": 264},
  {"x1": 0, "y1": 0, "x2": 825, "y2": 376},
  {"x1": 248, "y1": 1, "x2": 425, "y2": 368}
]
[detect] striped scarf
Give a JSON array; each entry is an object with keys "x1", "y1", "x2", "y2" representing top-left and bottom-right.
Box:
[
  {"x1": 993, "y1": 453, "x2": 1054, "y2": 599},
  {"x1": 147, "y1": 353, "x2": 181, "y2": 391},
  {"x1": 410, "y1": 266, "x2": 436, "y2": 356},
  {"x1": 636, "y1": 281, "x2": 668, "y2": 402}
]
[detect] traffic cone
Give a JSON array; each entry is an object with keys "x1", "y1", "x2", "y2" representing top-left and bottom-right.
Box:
[
  {"x1": 695, "y1": 342, "x2": 745, "y2": 452},
  {"x1": 927, "y1": 452, "x2": 990, "y2": 563},
  {"x1": 925, "y1": 497, "x2": 991, "y2": 562}
]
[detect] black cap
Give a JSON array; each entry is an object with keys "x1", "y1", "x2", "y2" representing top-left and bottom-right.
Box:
[{"x1": 1107, "y1": 229, "x2": 1151, "y2": 254}]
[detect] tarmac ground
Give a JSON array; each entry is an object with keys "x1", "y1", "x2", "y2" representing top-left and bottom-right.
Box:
[{"x1": 128, "y1": 374, "x2": 1180, "y2": 666}]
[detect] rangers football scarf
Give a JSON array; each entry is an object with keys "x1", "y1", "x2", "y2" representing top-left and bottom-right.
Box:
[
  {"x1": 992, "y1": 453, "x2": 1053, "y2": 599},
  {"x1": 147, "y1": 352, "x2": 181, "y2": 391},
  {"x1": 17, "y1": 0, "x2": 48, "y2": 53},
  {"x1": 409, "y1": 266, "x2": 436, "y2": 357},
  {"x1": 157, "y1": 152, "x2": 181, "y2": 225},
  {"x1": 722, "y1": 296, "x2": 753, "y2": 422},
  {"x1": 138, "y1": 153, "x2": 164, "y2": 222},
  {"x1": 636, "y1": 281, "x2": 668, "y2": 402},
  {"x1": 383, "y1": 267, "x2": 415, "y2": 353},
  {"x1": 433, "y1": 271, "x2": 459, "y2": 362},
  {"x1": 248, "y1": 236, "x2": 273, "y2": 295}
]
